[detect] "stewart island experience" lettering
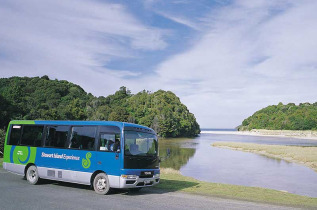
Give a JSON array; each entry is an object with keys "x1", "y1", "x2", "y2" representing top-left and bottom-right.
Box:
[{"x1": 41, "y1": 152, "x2": 80, "y2": 161}]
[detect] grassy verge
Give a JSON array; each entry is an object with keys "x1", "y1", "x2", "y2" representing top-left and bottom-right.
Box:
[
  {"x1": 155, "y1": 168, "x2": 317, "y2": 208},
  {"x1": 0, "y1": 158, "x2": 3, "y2": 168},
  {"x1": 212, "y1": 142, "x2": 317, "y2": 172}
]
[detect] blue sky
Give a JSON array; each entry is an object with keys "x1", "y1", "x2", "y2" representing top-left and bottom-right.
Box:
[{"x1": 0, "y1": 0, "x2": 317, "y2": 128}]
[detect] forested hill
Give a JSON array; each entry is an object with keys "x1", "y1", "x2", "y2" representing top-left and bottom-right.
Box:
[
  {"x1": 238, "y1": 102, "x2": 317, "y2": 131},
  {"x1": 0, "y1": 76, "x2": 200, "y2": 138}
]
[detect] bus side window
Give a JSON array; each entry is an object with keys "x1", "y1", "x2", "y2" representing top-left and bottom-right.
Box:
[
  {"x1": 20, "y1": 125, "x2": 44, "y2": 146},
  {"x1": 99, "y1": 133, "x2": 120, "y2": 152},
  {"x1": 70, "y1": 126, "x2": 96, "y2": 150},
  {"x1": 9, "y1": 125, "x2": 22, "y2": 145},
  {"x1": 45, "y1": 126, "x2": 69, "y2": 148}
]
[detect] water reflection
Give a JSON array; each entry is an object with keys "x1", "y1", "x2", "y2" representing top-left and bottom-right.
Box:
[
  {"x1": 159, "y1": 138, "x2": 197, "y2": 170},
  {"x1": 159, "y1": 133, "x2": 317, "y2": 197}
]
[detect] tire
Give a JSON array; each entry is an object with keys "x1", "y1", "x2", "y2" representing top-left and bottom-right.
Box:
[
  {"x1": 93, "y1": 173, "x2": 110, "y2": 195},
  {"x1": 26, "y1": 165, "x2": 39, "y2": 185}
]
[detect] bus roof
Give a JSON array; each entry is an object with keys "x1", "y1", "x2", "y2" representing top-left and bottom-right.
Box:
[{"x1": 8, "y1": 120, "x2": 155, "y2": 133}]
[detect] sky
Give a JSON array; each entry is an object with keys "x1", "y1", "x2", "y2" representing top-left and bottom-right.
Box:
[{"x1": 0, "y1": 0, "x2": 316, "y2": 128}]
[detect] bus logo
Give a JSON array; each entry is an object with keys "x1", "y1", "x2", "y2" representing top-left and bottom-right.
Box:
[
  {"x1": 17, "y1": 151, "x2": 23, "y2": 155},
  {"x1": 82, "y1": 152, "x2": 92, "y2": 169}
]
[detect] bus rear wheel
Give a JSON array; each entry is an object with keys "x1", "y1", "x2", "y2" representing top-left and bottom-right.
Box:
[
  {"x1": 26, "y1": 165, "x2": 39, "y2": 185},
  {"x1": 93, "y1": 173, "x2": 110, "y2": 195}
]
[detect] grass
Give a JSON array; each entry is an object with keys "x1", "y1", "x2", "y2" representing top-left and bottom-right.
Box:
[
  {"x1": 155, "y1": 168, "x2": 317, "y2": 208},
  {"x1": 212, "y1": 142, "x2": 317, "y2": 172},
  {"x1": 0, "y1": 158, "x2": 2, "y2": 168}
]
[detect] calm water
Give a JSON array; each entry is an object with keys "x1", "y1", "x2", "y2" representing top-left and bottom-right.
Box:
[{"x1": 159, "y1": 133, "x2": 317, "y2": 197}]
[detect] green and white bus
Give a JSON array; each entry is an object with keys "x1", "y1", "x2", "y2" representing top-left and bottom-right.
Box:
[{"x1": 3, "y1": 120, "x2": 160, "y2": 194}]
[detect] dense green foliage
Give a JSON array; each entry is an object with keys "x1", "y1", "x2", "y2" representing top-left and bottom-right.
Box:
[
  {"x1": 0, "y1": 76, "x2": 200, "y2": 141},
  {"x1": 87, "y1": 88, "x2": 200, "y2": 137},
  {"x1": 238, "y1": 102, "x2": 317, "y2": 131},
  {"x1": 0, "y1": 76, "x2": 90, "y2": 128},
  {"x1": 0, "y1": 129, "x2": 5, "y2": 158}
]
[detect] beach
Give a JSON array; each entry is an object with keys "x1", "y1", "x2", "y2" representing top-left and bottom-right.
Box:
[{"x1": 201, "y1": 129, "x2": 317, "y2": 140}]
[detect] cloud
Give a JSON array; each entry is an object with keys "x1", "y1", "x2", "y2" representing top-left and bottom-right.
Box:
[
  {"x1": 154, "y1": 10, "x2": 201, "y2": 31},
  {"x1": 152, "y1": 0, "x2": 317, "y2": 128},
  {"x1": 1, "y1": 0, "x2": 316, "y2": 128},
  {"x1": 0, "y1": 0, "x2": 167, "y2": 95}
]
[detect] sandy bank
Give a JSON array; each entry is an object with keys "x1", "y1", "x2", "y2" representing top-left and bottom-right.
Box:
[
  {"x1": 201, "y1": 129, "x2": 317, "y2": 140},
  {"x1": 212, "y1": 142, "x2": 317, "y2": 173}
]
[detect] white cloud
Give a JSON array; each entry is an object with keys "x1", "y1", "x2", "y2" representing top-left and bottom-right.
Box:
[
  {"x1": 152, "y1": 0, "x2": 317, "y2": 128},
  {"x1": 0, "y1": 0, "x2": 167, "y2": 95},
  {"x1": 154, "y1": 10, "x2": 201, "y2": 30}
]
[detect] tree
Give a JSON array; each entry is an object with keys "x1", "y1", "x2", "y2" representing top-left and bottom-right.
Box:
[{"x1": 0, "y1": 76, "x2": 201, "y2": 138}]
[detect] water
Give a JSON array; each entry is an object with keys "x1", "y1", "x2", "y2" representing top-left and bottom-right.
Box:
[
  {"x1": 159, "y1": 133, "x2": 317, "y2": 197},
  {"x1": 201, "y1": 128, "x2": 237, "y2": 131}
]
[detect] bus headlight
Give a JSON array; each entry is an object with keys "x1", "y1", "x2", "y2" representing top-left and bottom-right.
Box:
[
  {"x1": 121, "y1": 175, "x2": 138, "y2": 179},
  {"x1": 154, "y1": 174, "x2": 160, "y2": 178}
]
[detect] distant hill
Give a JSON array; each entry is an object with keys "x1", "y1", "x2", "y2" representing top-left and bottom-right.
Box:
[
  {"x1": 0, "y1": 76, "x2": 200, "y2": 138},
  {"x1": 238, "y1": 102, "x2": 317, "y2": 131}
]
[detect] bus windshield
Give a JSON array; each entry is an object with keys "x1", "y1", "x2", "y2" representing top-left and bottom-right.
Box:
[{"x1": 124, "y1": 131, "x2": 158, "y2": 157}]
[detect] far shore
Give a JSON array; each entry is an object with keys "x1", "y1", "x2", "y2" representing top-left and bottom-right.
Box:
[{"x1": 201, "y1": 129, "x2": 317, "y2": 140}]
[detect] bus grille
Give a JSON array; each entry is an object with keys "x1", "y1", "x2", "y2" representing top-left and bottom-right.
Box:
[
  {"x1": 136, "y1": 181, "x2": 153, "y2": 186},
  {"x1": 139, "y1": 175, "x2": 153, "y2": 178}
]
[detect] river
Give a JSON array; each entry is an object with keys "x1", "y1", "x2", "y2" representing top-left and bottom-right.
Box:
[{"x1": 159, "y1": 131, "x2": 317, "y2": 197}]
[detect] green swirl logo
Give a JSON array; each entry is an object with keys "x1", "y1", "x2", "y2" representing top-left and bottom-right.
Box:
[
  {"x1": 82, "y1": 152, "x2": 92, "y2": 169},
  {"x1": 10, "y1": 146, "x2": 36, "y2": 165}
]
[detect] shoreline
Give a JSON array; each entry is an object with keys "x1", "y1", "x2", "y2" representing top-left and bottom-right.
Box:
[{"x1": 201, "y1": 129, "x2": 317, "y2": 140}]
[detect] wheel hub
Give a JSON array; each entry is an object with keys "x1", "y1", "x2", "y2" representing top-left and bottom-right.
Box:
[
  {"x1": 97, "y1": 178, "x2": 106, "y2": 190},
  {"x1": 29, "y1": 170, "x2": 36, "y2": 180}
]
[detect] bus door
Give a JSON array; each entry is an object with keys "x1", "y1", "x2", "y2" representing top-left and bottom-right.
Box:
[{"x1": 97, "y1": 131, "x2": 122, "y2": 175}]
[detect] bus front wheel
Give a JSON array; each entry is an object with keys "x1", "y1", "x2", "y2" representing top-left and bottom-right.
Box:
[
  {"x1": 26, "y1": 165, "x2": 39, "y2": 185},
  {"x1": 93, "y1": 173, "x2": 110, "y2": 195}
]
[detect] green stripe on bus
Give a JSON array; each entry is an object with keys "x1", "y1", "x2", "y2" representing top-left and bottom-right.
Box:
[{"x1": 9, "y1": 120, "x2": 35, "y2": 125}]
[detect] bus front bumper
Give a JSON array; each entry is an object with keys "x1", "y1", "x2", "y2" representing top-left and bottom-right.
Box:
[{"x1": 119, "y1": 174, "x2": 160, "y2": 188}]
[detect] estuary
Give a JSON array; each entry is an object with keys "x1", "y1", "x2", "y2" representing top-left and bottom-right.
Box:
[{"x1": 159, "y1": 132, "x2": 317, "y2": 197}]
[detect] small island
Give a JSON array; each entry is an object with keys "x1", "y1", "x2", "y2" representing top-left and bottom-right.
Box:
[{"x1": 237, "y1": 102, "x2": 317, "y2": 139}]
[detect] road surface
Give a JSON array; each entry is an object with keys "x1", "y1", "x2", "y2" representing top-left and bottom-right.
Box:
[{"x1": 0, "y1": 169, "x2": 301, "y2": 210}]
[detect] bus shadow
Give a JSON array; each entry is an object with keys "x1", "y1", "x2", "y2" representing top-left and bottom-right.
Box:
[
  {"x1": 36, "y1": 179, "x2": 198, "y2": 196},
  {"x1": 37, "y1": 179, "x2": 92, "y2": 191},
  {"x1": 124, "y1": 179, "x2": 199, "y2": 196}
]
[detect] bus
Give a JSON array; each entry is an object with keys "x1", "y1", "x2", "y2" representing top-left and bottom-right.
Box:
[{"x1": 3, "y1": 120, "x2": 160, "y2": 194}]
